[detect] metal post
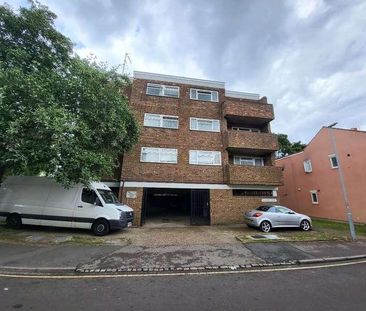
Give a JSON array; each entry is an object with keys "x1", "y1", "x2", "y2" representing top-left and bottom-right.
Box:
[{"x1": 328, "y1": 126, "x2": 356, "y2": 240}]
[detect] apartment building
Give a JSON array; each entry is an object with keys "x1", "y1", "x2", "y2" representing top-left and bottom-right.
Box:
[
  {"x1": 276, "y1": 127, "x2": 366, "y2": 223},
  {"x1": 116, "y1": 71, "x2": 282, "y2": 226}
]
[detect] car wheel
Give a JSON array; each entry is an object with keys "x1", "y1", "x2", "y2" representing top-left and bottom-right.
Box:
[
  {"x1": 260, "y1": 221, "x2": 271, "y2": 233},
  {"x1": 300, "y1": 220, "x2": 311, "y2": 231},
  {"x1": 92, "y1": 219, "x2": 110, "y2": 236},
  {"x1": 6, "y1": 213, "x2": 22, "y2": 229}
]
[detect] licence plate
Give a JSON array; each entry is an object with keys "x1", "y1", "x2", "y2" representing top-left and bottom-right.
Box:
[{"x1": 127, "y1": 222, "x2": 132, "y2": 227}]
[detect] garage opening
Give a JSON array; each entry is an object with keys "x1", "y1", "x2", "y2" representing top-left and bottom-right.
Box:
[{"x1": 141, "y1": 188, "x2": 210, "y2": 227}]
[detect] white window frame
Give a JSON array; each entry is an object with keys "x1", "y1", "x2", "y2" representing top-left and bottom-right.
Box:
[
  {"x1": 310, "y1": 190, "x2": 319, "y2": 204},
  {"x1": 328, "y1": 154, "x2": 339, "y2": 169},
  {"x1": 190, "y1": 118, "x2": 220, "y2": 132},
  {"x1": 189, "y1": 150, "x2": 221, "y2": 166},
  {"x1": 140, "y1": 147, "x2": 178, "y2": 164},
  {"x1": 303, "y1": 159, "x2": 312, "y2": 173},
  {"x1": 144, "y1": 113, "x2": 179, "y2": 129},
  {"x1": 190, "y1": 88, "x2": 219, "y2": 102},
  {"x1": 233, "y1": 156, "x2": 264, "y2": 166},
  {"x1": 232, "y1": 127, "x2": 260, "y2": 133},
  {"x1": 146, "y1": 83, "x2": 180, "y2": 98}
]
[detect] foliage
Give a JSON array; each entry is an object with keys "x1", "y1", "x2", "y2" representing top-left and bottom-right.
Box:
[
  {"x1": 0, "y1": 2, "x2": 139, "y2": 186},
  {"x1": 276, "y1": 134, "x2": 306, "y2": 158}
]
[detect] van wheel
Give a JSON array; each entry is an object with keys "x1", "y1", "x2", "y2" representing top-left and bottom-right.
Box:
[
  {"x1": 92, "y1": 219, "x2": 110, "y2": 236},
  {"x1": 6, "y1": 214, "x2": 22, "y2": 229}
]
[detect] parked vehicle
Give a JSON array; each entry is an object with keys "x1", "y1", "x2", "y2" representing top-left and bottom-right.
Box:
[
  {"x1": 0, "y1": 176, "x2": 133, "y2": 236},
  {"x1": 244, "y1": 205, "x2": 312, "y2": 233}
]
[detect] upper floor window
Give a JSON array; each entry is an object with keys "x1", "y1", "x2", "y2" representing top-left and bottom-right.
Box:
[
  {"x1": 234, "y1": 156, "x2": 264, "y2": 166},
  {"x1": 146, "y1": 83, "x2": 179, "y2": 98},
  {"x1": 141, "y1": 147, "x2": 177, "y2": 164},
  {"x1": 144, "y1": 113, "x2": 179, "y2": 129},
  {"x1": 303, "y1": 159, "x2": 312, "y2": 173},
  {"x1": 329, "y1": 154, "x2": 339, "y2": 168},
  {"x1": 232, "y1": 127, "x2": 260, "y2": 133},
  {"x1": 190, "y1": 88, "x2": 218, "y2": 102},
  {"x1": 190, "y1": 118, "x2": 220, "y2": 132},
  {"x1": 189, "y1": 150, "x2": 221, "y2": 166}
]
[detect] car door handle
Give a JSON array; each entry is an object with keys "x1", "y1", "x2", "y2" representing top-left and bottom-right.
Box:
[{"x1": 77, "y1": 205, "x2": 83, "y2": 208}]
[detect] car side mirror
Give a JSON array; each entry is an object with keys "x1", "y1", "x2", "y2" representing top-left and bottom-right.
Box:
[{"x1": 287, "y1": 211, "x2": 295, "y2": 214}]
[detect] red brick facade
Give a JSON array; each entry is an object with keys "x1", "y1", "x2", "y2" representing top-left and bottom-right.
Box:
[{"x1": 118, "y1": 72, "x2": 282, "y2": 226}]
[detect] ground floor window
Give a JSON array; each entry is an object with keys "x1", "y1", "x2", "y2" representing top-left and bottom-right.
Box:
[
  {"x1": 233, "y1": 189, "x2": 273, "y2": 197},
  {"x1": 310, "y1": 190, "x2": 319, "y2": 204}
]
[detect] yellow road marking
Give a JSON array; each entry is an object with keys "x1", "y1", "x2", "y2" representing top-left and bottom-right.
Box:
[{"x1": 0, "y1": 259, "x2": 366, "y2": 279}]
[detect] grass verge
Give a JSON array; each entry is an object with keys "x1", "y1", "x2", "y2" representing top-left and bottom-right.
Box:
[{"x1": 237, "y1": 219, "x2": 366, "y2": 243}]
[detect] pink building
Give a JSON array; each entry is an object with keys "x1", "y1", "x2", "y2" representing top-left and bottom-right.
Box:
[{"x1": 275, "y1": 127, "x2": 366, "y2": 224}]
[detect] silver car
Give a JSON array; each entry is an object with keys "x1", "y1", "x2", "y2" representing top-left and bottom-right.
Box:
[{"x1": 244, "y1": 205, "x2": 312, "y2": 233}]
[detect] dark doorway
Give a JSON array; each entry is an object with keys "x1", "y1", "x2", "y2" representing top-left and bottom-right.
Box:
[
  {"x1": 142, "y1": 188, "x2": 191, "y2": 226},
  {"x1": 191, "y1": 189, "x2": 210, "y2": 225},
  {"x1": 141, "y1": 188, "x2": 210, "y2": 226}
]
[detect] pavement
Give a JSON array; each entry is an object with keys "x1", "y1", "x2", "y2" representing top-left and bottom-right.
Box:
[{"x1": 1, "y1": 225, "x2": 366, "y2": 274}]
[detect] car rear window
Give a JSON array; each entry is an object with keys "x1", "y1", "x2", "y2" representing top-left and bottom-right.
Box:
[{"x1": 256, "y1": 206, "x2": 271, "y2": 211}]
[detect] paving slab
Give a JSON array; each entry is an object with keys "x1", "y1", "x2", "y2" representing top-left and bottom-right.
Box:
[
  {"x1": 77, "y1": 244, "x2": 266, "y2": 270},
  {"x1": 244, "y1": 242, "x2": 315, "y2": 263},
  {"x1": 292, "y1": 240, "x2": 366, "y2": 258},
  {"x1": 0, "y1": 244, "x2": 120, "y2": 268}
]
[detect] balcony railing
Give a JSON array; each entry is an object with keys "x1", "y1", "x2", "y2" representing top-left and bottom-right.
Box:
[
  {"x1": 225, "y1": 164, "x2": 283, "y2": 185},
  {"x1": 225, "y1": 130, "x2": 278, "y2": 151},
  {"x1": 223, "y1": 99, "x2": 274, "y2": 121}
]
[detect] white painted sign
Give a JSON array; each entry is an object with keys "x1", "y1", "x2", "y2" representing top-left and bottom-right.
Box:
[
  {"x1": 126, "y1": 191, "x2": 137, "y2": 199},
  {"x1": 261, "y1": 198, "x2": 277, "y2": 203}
]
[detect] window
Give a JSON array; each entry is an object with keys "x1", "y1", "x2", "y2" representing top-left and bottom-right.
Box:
[
  {"x1": 303, "y1": 159, "x2": 312, "y2": 173},
  {"x1": 232, "y1": 127, "x2": 260, "y2": 133},
  {"x1": 310, "y1": 190, "x2": 319, "y2": 204},
  {"x1": 233, "y1": 156, "x2": 264, "y2": 166},
  {"x1": 189, "y1": 150, "x2": 221, "y2": 165},
  {"x1": 190, "y1": 118, "x2": 220, "y2": 132},
  {"x1": 146, "y1": 83, "x2": 179, "y2": 98},
  {"x1": 82, "y1": 189, "x2": 99, "y2": 205},
  {"x1": 144, "y1": 113, "x2": 179, "y2": 129},
  {"x1": 233, "y1": 189, "x2": 273, "y2": 197},
  {"x1": 141, "y1": 147, "x2": 178, "y2": 164},
  {"x1": 329, "y1": 154, "x2": 339, "y2": 168},
  {"x1": 190, "y1": 88, "x2": 219, "y2": 102}
]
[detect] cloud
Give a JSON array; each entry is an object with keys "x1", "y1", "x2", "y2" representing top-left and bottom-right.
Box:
[{"x1": 4, "y1": 0, "x2": 366, "y2": 142}]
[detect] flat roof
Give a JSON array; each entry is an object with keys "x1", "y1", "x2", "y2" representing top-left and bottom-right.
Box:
[{"x1": 133, "y1": 71, "x2": 260, "y2": 100}]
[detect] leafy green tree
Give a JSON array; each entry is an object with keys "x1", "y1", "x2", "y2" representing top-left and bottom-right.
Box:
[
  {"x1": 276, "y1": 134, "x2": 306, "y2": 158},
  {"x1": 0, "y1": 2, "x2": 139, "y2": 186}
]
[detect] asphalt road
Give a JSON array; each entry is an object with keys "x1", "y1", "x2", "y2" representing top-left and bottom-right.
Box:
[{"x1": 1, "y1": 262, "x2": 366, "y2": 311}]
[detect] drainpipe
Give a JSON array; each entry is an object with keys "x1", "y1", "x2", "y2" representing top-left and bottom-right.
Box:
[
  {"x1": 328, "y1": 124, "x2": 356, "y2": 240},
  {"x1": 119, "y1": 179, "x2": 125, "y2": 204}
]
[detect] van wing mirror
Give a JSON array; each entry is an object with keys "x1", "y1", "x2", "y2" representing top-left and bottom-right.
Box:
[{"x1": 94, "y1": 197, "x2": 103, "y2": 207}]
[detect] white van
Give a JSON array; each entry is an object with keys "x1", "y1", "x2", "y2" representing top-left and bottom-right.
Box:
[{"x1": 0, "y1": 176, "x2": 133, "y2": 236}]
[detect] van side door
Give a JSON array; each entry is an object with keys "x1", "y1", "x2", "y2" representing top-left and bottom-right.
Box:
[
  {"x1": 41, "y1": 186, "x2": 76, "y2": 228},
  {"x1": 73, "y1": 188, "x2": 101, "y2": 229}
]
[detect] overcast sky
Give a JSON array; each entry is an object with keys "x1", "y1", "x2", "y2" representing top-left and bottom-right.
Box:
[{"x1": 5, "y1": 0, "x2": 366, "y2": 142}]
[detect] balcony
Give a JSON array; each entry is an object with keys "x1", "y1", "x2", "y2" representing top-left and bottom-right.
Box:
[
  {"x1": 223, "y1": 99, "x2": 274, "y2": 122},
  {"x1": 225, "y1": 130, "x2": 278, "y2": 152},
  {"x1": 225, "y1": 164, "x2": 283, "y2": 185}
]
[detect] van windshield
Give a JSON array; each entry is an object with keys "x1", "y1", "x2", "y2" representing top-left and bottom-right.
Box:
[{"x1": 97, "y1": 189, "x2": 119, "y2": 204}]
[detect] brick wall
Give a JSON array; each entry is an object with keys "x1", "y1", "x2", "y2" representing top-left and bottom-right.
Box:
[
  {"x1": 225, "y1": 165, "x2": 283, "y2": 185},
  {"x1": 223, "y1": 99, "x2": 274, "y2": 120},
  {"x1": 120, "y1": 187, "x2": 143, "y2": 226},
  {"x1": 121, "y1": 78, "x2": 228, "y2": 183},
  {"x1": 210, "y1": 189, "x2": 265, "y2": 224},
  {"x1": 226, "y1": 131, "x2": 278, "y2": 151},
  {"x1": 121, "y1": 78, "x2": 279, "y2": 185}
]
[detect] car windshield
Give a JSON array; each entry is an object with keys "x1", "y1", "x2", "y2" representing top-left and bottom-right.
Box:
[
  {"x1": 256, "y1": 206, "x2": 272, "y2": 212},
  {"x1": 97, "y1": 189, "x2": 119, "y2": 204}
]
